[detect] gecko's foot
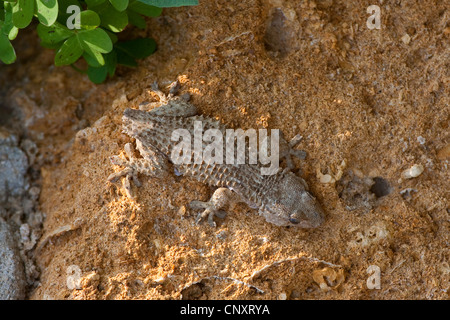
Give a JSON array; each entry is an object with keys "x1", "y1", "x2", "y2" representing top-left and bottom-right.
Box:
[
  {"x1": 150, "y1": 80, "x2": 190, "y2": 102},
  {"x1": 107, "y1": 144, "x2": 141, "y2": 198},
  {"x1": 140, "y1": 80, "x2": 196, "y2": 116},
  {"x1": 107, "y1": 167, "x2": 137, "y2": 199},
  {"x1": 108, "y1": 142, "x2": 166, "y2": 198},
  {"x1": 191, "y1": 201, "x2": 227, "y2": 228},
  {"x1": 150, "y1": 81, "x2": 170, "y2": 104},
  {"x1": 189, "y1": 187, "x2": 240, "y2": 227},
  {"x1": 280, "y1": 133, "x2": 307, "y2": 171}
]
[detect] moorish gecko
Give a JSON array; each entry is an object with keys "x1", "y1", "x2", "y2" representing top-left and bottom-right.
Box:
[{"x1": 108, "y1": 81, "x2": 324, "y2": 228}]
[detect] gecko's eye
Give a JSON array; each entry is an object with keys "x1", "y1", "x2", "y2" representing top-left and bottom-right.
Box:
[{"x1": 289, "y1": 217, "x2": 300, "y2": 224}]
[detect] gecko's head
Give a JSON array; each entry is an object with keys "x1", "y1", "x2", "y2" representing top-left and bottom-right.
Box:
[{"x1": 264, "y1": 172, "x2": 325, "y2": 228}]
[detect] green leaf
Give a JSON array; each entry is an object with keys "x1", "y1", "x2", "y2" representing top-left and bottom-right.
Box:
[
  {"x1": 76, "y1": 28, "x2": 113, "y2": 65},
  {"x1": 87, "y1": 64, "x2": 108, "y2": 83},
  {"x1": 0, "y1": 32, "x2": 16, "y2": 64},
  {"x1": 78, "y1": 28, "x2": 113, "y2": 54},
  {"x1": 115, "y1": 38, "x2": 156, "y2": 59},
  {"x1": 83, "y1": 44, "x2": 105, "y2": 65},
  {"x1": 37, "y1": 22, "x2": 73, "y2": 45},
  {"x1": 2, "y1": 1, "x2": 14, "y2": 25},
  {"x1": 135, "y1": 0, "x2": 198, "y2": 7},
  {"x1": 109, "y1": 0, "x2": 128, "y2": 12},
  {"x1": 86, "y1": 51, "x2": 117, "y2": 83},
  {"x1": 1, "y1": 3, "x2": 18, "y2": 40},
  {"x1": 8, "y1": 26, "x2": 19, "y2": 40},
  {"x1": 104, "y1": 28, "x2": 118, "y2": 44},
  {"x1": 85, "y1": 0, "x2": 107, "y2": 6},
  {"x1": 128, "y1": 1, "x2": 162, "y2": 17},
  {"x1": 56, "y1": 0, "x2": 81, "y2": 26},
  {"x1": 12, "y1": 0, "x2": 35, "y2": 29},
  {"x1": 40, "y1": 41, "x2": 63, "y2": 50},
  {"x1": 85, "y1": 50, "x2": 117, "y2": 72},
  {"x1": 92, "y1": 2, "x2": 128, "y2": 32},
  {"x1": 36, "y1": 0, "x2": 59, "y2": 26},
  {"x1": 83, "y1": 51, "x2": 102, "y2": 67},
  {"x1": 105, "y1": 51, "x2": 117, "y2": 76},
  {"x1": 127, "y1": 9, "x2": 146, "y2": 29},
  {"x1": 115, "y1": 38, "x2": 156, "y2": 67},
  {"x1": 116, "y1": 48, "x2": 137, "y2": 67},
  {"x1": 79, "y1": 10, "x2": 101, "y2": 29},
  {"x1": 55, "y1": 35, "x2": 83, "y2": 66}
]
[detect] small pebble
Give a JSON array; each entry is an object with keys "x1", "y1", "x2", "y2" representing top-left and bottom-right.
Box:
[
  {"x1": 402, "y1": 164, "x2": 424, "y2": 179},
  {"x1": 178, "y1": 206, "x2": 187, "y2": 216},
  {"x1": 417, "y1": 136, "x2": 426, "y2": 145},
  {"x1": 401, "y1": 33, "x2": 411, "y2": 44},
  {"x1": 319, "y1": 174, "x2": 333, "y2": 184}
]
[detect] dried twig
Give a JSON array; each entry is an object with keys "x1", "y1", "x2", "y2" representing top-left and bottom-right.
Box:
[
  {"x1": 181, "y1": 275, "x2": 265, "y2": 295},
  {"x1": 248, "y1": 254, "x2": 342, "y2": 281}
]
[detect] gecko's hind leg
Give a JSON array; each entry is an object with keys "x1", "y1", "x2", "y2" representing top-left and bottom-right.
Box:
[{"x1": 190, "y1": 188, "x2": 241, "y2": 227}]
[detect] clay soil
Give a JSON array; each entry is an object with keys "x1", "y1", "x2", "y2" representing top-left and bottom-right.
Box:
[{"x1": 0, "y1": 0, "x2": 448, "y2": 299}]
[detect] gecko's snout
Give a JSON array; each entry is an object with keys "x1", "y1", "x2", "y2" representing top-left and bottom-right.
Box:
[{"x1": 288, "y1": 191, "x2": 325, "y2": 228}]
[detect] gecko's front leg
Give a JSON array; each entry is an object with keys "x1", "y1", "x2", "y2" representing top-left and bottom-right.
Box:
[
  {"x1": 139, "y1": 81, "x2": 197, "y2": 117},
  {"x1": 107, "y1": 142, "x2": 169, "y2": 198},
  {"x1": 108, "y1": 80, "x2": 197, "y2": 198}
]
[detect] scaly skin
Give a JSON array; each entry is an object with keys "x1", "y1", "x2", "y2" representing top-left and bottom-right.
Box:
[{"x1": 109, "y1": 81, "x2": 324, "y2": 228}]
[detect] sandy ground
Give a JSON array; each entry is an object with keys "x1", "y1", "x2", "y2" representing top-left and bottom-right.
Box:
[{"x1": 0, "y1": 0, "x2": 448, "y2": 299}]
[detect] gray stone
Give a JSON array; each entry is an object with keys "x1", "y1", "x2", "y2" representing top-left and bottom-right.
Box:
[
  {"x1": 0, "y1": 219, "x2": 26, "y2": 300},
  {"x1": 0, "y1": 130, "x2": 29, "y2": 204}
]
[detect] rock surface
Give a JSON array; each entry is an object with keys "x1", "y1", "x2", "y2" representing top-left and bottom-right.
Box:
[{"x1": 0, "y1": 220, "x2": 26, "y2": 300}]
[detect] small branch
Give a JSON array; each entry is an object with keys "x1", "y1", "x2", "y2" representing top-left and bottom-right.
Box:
[
  {"x1": 248, "y1": 254, "x2": 342, "y2": 281},
  {"x1": 181, "y1": 275, "x2": 265, "y2": 295}
]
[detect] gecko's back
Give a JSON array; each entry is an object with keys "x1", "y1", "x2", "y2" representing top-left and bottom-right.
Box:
[{"x1": 122, "y1": 107, "x2": 324, "y2": 228}]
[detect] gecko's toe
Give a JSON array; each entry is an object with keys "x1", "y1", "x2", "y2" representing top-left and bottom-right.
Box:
[
  {"x1": 122, "y1": 174, "x2": 136, "y2": 199},
  {"x1": 207, "y1": 210, "x2": 217, "y2": 228},
  {"x1": 107, "y1": 170, "x2": 136, "y2": 199},
  {"x1": 193, "y1": 206, "x2": 226, "y2": 228},
  {"x1": 290, "y1": 149, "x2": 307, "y2": 160},
  {"x1": 288, "y1": 134, "x2": 303, "y2": 147},
  {"x1": 194, "y1": 208, "x2": 210, "y2": 225},
  {"x1": 189, "y1": 200, "x2": 209, "y2": 210},
  {"x1": 168, "y1": 80, "x2": 181, "y2": 96},
  {"x1": 206, "y1": 209, "x2": 227, "y2": 227},
  {"x1": 107, "y1": 167, "x2": 132, "y2": 183}
]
